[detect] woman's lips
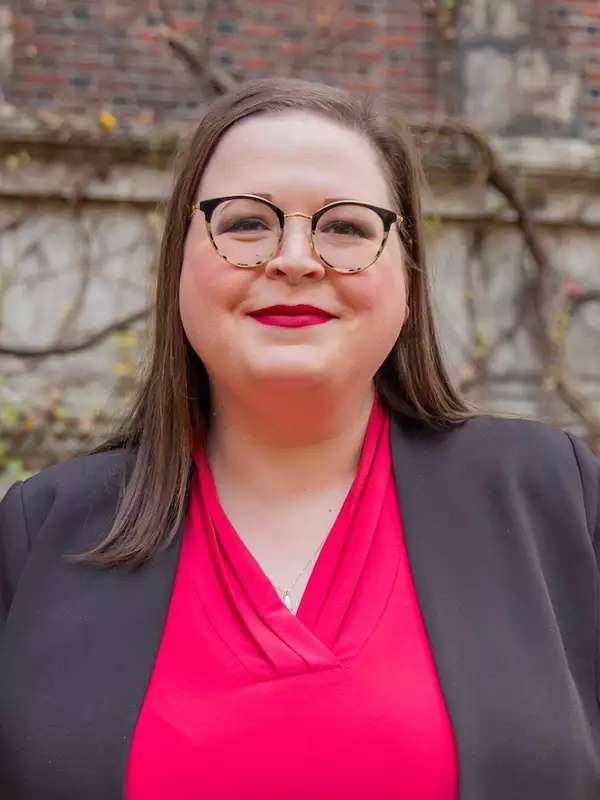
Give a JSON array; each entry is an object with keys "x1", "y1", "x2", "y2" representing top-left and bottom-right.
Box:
[
  {"x1": 248, "y1": 305, "x2": 335, "y2": 328},
  {"x1": 250, "y1": 314, "x2": 332, "y2": 328}
]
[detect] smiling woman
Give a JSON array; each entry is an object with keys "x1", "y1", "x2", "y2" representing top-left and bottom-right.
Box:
[{"x1": 1, "y1": 78, "x2": 600, "y2": 800}]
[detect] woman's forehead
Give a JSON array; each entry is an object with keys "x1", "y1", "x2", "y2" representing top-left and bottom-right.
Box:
[{"x1": 199, "y1": 111, "x2": 393, "y2": 205}]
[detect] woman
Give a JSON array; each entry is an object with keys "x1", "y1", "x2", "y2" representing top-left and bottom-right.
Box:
[{"x1": 0, "y1": 78, "x2": 598, "y2": 800}]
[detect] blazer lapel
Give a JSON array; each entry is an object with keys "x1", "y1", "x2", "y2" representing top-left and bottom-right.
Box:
[
  {"x1": 111, "y1": 525, "x2": 184, "y2": 799},
  {"x1": 389, "y1": 416, "x2": 490, "y2": 800}
]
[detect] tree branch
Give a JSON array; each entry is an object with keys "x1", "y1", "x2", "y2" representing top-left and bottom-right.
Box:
[
  {"x1": 0, "y1": 308, "x2": 151, "y2": 359},
  {"x1": 413, "y1": 121, "x2": 555, "y2": 281},
  {"x1": 567, "y1": 288, "x2": 600, "y2": 312},
  {"x1": 556, "y1": 373, "x2": 600, "y2": 439},
  {"x1": 154, "y1": 0, "x2": 240, "y2": 100}
]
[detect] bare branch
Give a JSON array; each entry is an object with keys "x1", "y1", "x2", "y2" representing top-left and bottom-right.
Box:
[
  {"x1": 568, "y1": 288, "x2": 600, "y2": 312},
  {"x1": 155, "y1": 24, "x2": 239, "y2": 94},
  {"x1": 154, "y1": 0, "x2": 240, "y2": 98},
  {"x1": 556, "y1": 373, "x2": 600, "y2": 439},
  {"x1": 0, "y1": 308, "x2": 151, "y2": 359},
  {"x1": 52, "y1": 194, "x2": 94, "y2": 344},
  {"x1": 412, "y1": 121, "x2": 555, "y2": 281}
]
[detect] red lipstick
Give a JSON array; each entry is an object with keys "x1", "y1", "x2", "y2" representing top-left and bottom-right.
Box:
[{"x1": 248, "y1": 304, "x2": 336, "y2": 328}]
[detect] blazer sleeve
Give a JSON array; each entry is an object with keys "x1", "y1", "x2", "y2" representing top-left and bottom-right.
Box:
[
  {"x1": 566, "y1": 432, "x2": 600, "y2": 704},
  {"x1": 566, "y1": 433, "x2": 600, "y2": 557},
  {"x1": 0, "y1": 482, "x2": 30, "y2": 625}
]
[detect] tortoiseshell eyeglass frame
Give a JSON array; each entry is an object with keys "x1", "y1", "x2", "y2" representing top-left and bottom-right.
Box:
[{"x1": 189, "y1": 193, "x2": 406, "y2": 274}]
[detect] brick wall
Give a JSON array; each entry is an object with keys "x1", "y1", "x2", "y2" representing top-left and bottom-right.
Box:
[
  {"x1": 5, "y1": 0, "x2": 437, "y2": 121},
  {"x1": 548, "y1": 0, "x2": 600, "y2": 140},
  {"x1": 3, "y1": 0, "x2": 600, "y2": 140},
  {"x1": 5, "y1": 0, "x2": 437, "y2": 120},
  {"x1": 8, "y1": 0, "x2": 206, "y2": 119}
]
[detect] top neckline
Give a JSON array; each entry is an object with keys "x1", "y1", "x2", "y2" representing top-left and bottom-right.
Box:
[{"x1": 187, "y1": 395, "x2": 402, "y2": 680}]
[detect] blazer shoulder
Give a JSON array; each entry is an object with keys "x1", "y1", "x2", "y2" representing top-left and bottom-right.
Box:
[
  {"x1": 394, "y1": 412, "x2": 575, "y2": 460},
  {"x1": 24, "y1": 447, "x2": 133, "y2": 494},
  {"x1": 392, "y1": 413, "x2": 599, "y2": 540},
  {"x1": 2, "y1": 448, "x2": 133, "y2": 552},
  {"x1": 457, "y1": 416, "x2": 598, "y2": 496},
  {"x1": 21, "y1": 447, "x2": 133, "y2": 526},
  {"x1": 450, "y1": 413, "x2": 573, "y2": 451},
  {"x1": 0, "y1": 449, "x2": 134, "y2": 619}
]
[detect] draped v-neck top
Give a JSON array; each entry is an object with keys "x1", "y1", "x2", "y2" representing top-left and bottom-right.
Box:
[{"x1": 126, "y1": 397, "x2": 458, "y2": 799}]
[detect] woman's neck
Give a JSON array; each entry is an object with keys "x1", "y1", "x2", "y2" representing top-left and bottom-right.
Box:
[{"x1": 205, "y1": 384, "x2": 376, "y2": 498}]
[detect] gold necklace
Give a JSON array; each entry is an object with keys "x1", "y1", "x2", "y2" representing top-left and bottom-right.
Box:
[{"x1": 273, "y1": 534, "x2": 329, "y2": 613}]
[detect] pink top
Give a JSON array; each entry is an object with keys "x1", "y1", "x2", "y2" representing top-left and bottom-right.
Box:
[{"x1": 126, "y1": 397, "x2": 458, "y2": 799}]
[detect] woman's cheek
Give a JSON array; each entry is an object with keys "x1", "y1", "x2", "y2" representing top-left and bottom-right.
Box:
[
  {"x1": 337, "y1": 267, "x2": 400, "y2": 315},
  {"x1": 180, "y1": 256, "x2": 237, "y2": 321},
  {"x1": 354, "y1": 264, "x2": 408, "y2": 341}
]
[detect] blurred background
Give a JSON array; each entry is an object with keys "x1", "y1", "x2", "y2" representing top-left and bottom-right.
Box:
[{"x1": 1, "y1": 0, "x2": 599, "y2": 492}]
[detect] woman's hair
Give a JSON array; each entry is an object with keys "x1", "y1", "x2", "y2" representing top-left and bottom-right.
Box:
[{"x1": 84, "y1": 77, "x2": 472, "y2": 568}]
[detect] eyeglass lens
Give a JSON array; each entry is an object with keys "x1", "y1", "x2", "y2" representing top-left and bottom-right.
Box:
[{"x1": 209, "y1": 197, "x2": 386, "y2": 272}]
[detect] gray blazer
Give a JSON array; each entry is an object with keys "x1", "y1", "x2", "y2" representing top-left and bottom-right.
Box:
[{"x1": 0, "y1": 414, "x2": 599, "y2": 799}]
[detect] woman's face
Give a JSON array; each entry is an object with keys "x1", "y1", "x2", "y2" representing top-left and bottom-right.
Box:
[{"x1": 180, "y1": 111, "x2": 408, "y2": 398}]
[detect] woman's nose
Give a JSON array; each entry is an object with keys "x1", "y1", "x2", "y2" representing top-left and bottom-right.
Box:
[{"x1": 264, "y1": 220, "x2": 326, "y2": 283}]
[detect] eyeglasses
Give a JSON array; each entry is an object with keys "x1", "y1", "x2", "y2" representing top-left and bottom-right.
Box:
[{"x1": 190, "y1": 194, "x2": 404, "y2": 274}]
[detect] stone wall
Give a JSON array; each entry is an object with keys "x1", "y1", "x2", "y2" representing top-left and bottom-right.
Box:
[
  {"x1": 1, "y1": 131, "x2": 599, "y2": 492},
  {"x1": 456, "y1": 0, "x2": 600, "y2": 140}
]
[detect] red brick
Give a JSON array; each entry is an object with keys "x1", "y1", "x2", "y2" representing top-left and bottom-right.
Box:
[
  {"x1": 350, "y1": 50, "x2": 383, "y2": 63},
  {"x1": 221, "y1": 37, "x2": 250, "y2": 51},
  {"x1": 242, "y1": 56, "x2": 273, "y2": 71},
  {"x1": 173, "y1": 17, "x2": 202, "y2": 33},
  {"x1": 342, "y1": 79, "x2": 379, "y2": 93},
  {"x1": 384, "y1": 66, "x2": 409, "y2": 79},
  {"x1": 278, "y1": 41, "x2": 307, "y2": 55},
  {"x1": 379, "y1": 34, "x2": 414, "y2": 47},
  {"x1": 19, "y1": 71, "x2": 67, "y2": 85},
  {"x1": 241, "y1": 21, "x2": 278, "y2": 37},
  {"x1": 340, "y1": 16, "x2": 379, "y2": 31},
  {"x1": 13, "y1": 16, "x2": 34, "y2": 35},
  {"x1": 137, "y1": 30, "x2": 161, "y2": 44}
]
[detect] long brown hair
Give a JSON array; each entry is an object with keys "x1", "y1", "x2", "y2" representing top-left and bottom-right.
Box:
[{"x1": 84, "y1": 77, "x2": 472, "y2": 568}]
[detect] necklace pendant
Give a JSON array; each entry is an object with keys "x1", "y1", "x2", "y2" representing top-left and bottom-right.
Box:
[{"x1": 282, "y1": 591, "x2": 293, "y2": 611}]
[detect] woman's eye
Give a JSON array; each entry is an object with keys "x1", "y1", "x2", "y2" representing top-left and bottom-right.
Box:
[
  {"x1": 323, "y1": 221, "x2": 367, "y2": 237},
  {"x1": 224, "y1": 217, "x2": 269, "y2": 233}
]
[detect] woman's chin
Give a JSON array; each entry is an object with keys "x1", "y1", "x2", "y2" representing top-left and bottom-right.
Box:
[{"x1": 243, "y1": 350, "x2": 336, "y2": 388}]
